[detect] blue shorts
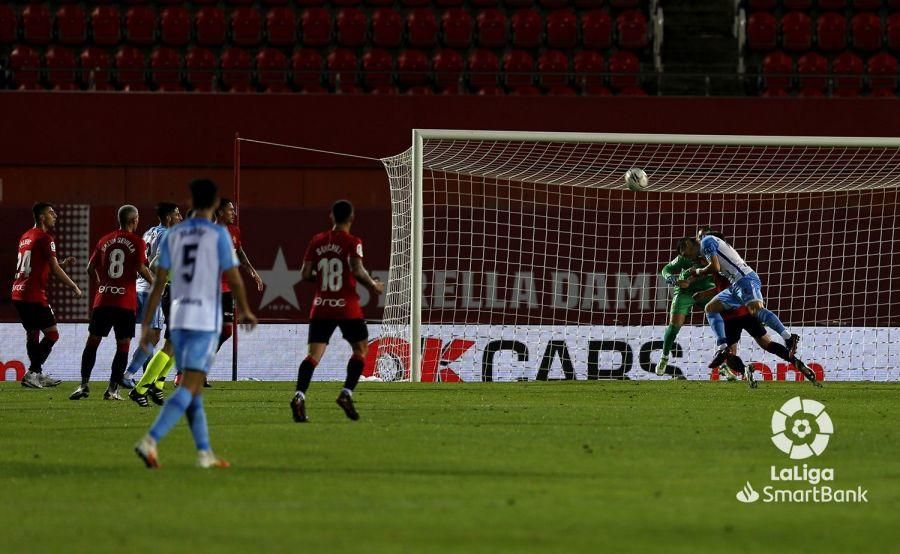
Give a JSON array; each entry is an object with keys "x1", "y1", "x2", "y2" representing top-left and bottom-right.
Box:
[
  {"x1": 170, "y1": 329, "x2": 219, "y2": 373},
  {"x1": 136, "y1": 291, "x2": 164, "y2": 330},
  {"x1": 714, "y1": 272, "x2": 764, "y2": 310}
]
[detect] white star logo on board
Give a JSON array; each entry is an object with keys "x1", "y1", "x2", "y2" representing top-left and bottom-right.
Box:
[{"x1": 258, "y1": 248, "x2": 303, "y2": 310}]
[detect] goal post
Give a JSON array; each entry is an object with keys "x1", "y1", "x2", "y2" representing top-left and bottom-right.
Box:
[{"x1": 378, "y1": 130, "x2": 900, "y2": 383}]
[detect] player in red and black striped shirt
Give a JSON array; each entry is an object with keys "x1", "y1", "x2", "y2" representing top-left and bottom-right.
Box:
[{"x1": 12, "y1": 202, "x2": 82, "y2": 389}]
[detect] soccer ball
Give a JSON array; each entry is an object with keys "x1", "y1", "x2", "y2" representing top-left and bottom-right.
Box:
[{"x1": 624, "y1": 168, "x2": 649, "y2": 191}]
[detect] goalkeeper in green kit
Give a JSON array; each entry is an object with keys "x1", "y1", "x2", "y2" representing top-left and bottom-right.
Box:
[{"x1": 655, "y1": 237, "x2": 713, "y2": 376}]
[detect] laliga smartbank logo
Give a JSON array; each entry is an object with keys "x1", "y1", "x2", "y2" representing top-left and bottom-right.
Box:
[{"x1": 736, "y1": 397, "x2": 868, "y2": 504}]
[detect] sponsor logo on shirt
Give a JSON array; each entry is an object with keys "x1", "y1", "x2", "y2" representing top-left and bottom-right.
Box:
[
  {"x1": 98, "y1": 285, "x2": 127, "y2": 295},
  {"x1": 314, "y1": 297, "x2": 347, "y2": 307}
]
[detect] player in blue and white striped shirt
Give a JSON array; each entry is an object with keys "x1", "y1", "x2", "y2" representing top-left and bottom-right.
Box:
[
  {"x1": 134, "y1": 179, "x2": 257, "y2": 469},
  {"x1": 690, "y1": 226, "x2": 799, "y2": 370}
]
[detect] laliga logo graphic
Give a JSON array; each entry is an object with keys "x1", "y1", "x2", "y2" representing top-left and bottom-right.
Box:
[
  {"x1": 771, "y1": 397, "x2": 834, "y2": 460},
  {"x1": 736, "y1": 482, "x2": 760, "y2": 503}
]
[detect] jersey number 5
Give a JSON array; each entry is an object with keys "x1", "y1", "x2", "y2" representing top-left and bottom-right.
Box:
[
  {"x1": 317, "y1": 258, "x2": 343, "y2": 292},
  {"x1": 182, "y1": 244, "x2": 198, "y2": 282}
]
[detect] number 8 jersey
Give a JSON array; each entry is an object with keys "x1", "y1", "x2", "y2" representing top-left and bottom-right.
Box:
[
  {"x1": 159, "y1": 218, "x2": 239, "y2": 333},
  {"x1": 89, "y1": 229, "x2": 147, "y2": 311},
  {"x1": 304, "y1": 230, "x2": 365, "y2": 320}
]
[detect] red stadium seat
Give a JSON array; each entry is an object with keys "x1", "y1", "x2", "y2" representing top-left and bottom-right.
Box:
[
  {"x1": 186, "y1": 47, "x2": 217, "y2": 91},
  {"x1": 868, "y1": 51, "x2": 898, "y2": 91},
  {"x1": 327, "y1": 49, "x2": 360, "y2": 93},
  {"x1": 748, "y1": 0, "x2": 777, "y2": 8},
  {"x1": 150, "y1": 46, "x2": 182, "y2": 91},
  {"x1": 851, "y1": 13, "x2": 882, "y2": 52},
  {"x1": 56, "y1": 5, "x2": 87, "y2": 46},
  {"x1": 397, "y1": 49, "x2": 429, "y2": 87},
  {"x1": 888, "y1": 13, "x2": 900, "y2": 50},
  {"x1": 608, "y1": 50, "x2": 640, "y2": 90},
  {"x1": 798, "y1": 87, "x2": 824, "y2": 97},
  {"x1": 433, "y1": 49, "x2": 464, "y2": 91},
  {"x1": 160, "y1": 7, "x2": 190, "y2": 46},
  {"x1": 196, "y1": 7, "x2": 227, "y2": 47},
  {"x1": 256, "y1": 48, "x2": 289, "y2": 92},
  {"x1": 761, "y1": 87, "x2": 790, "y2": 97},
  {"x1": 747, "y1": 12, "x2": 777, "y2": 51},
  {"x1": 81, "y1": 47, "x2": 113, "y2": 90},
  {"x1": 781, "y1": 11, "x2": 812, "y2": 53},
  {"x1": 510, "y1": 9, "x2": 541, "y2": 49},
  {"x1": 467, "y1": 48, "x2": 500, "y2": 90},
  {"x1": 126, "y1": 6, "x2": 157, "y2": 46},
  {"x1": 582, "y1": 11, "x2": 612, "y2": 50},
  {"x1": 407, "y1": 9, "x2": 438, "y2": 48},
  {"x1": 616, "y1": 9, "x2": 648, "y2": 49},
  {"x1": 115, "y1": 46, "x2": 148, "y2": 91},
  {"x1": 301, "y1": 8, "x2": 332, "y2": 47},
  {"x1": 45, "y1": 47, "x2": 78, "y2": 90},
  {"x1": 91, "y1": 6, "x2": 121, "y2": 46},
  {"x1": 547, "y1": 10, "x2": 577, "y2": 49},
  {"x1": 783, "y1": 0, "x2": 812, "y2": 8},
  {"x1": 797, "y1": 51, "x2": 828, "y2": 92},
  {"x1": 0, "y1": 5, "x2": 15, "y2": 45},
  {"x1": 231, "y1": 7, "x2": 262, "y2": 46},
  {"x1": 510, "y1": 85, "x2": 541, "y2": 95},
  {"x1": 762, "y1": 50, "x2": 792, "y2": 90},
  {"x1": 817, "y1": 13, "x2": 847, "y2": 52},
  {"x1": 573, "y1": 50, "x2": 604, "y2": 90},
  {"x1": 870, "y1": 87, "x2": 896, "y2": 96},
  {"x1": 221, "y1": 47, "x2": 254, "y2": 92},
  {"x1": 362, "y1": 48, "x2": 393, "y2": 89},
  {"x1": 443, "y1": 8, "x2": 474, "y2": 49},
  {"x1": 832, "y1": 51, "x2": 864, "y2": 96},
  {"x1": 538, "y1": 49, "x2": 570, "y2": 88},
  {"x1": 337, "y1": 8, "x2": 367, "y2": 48},
  {"x1": 477, "y1": 9, "x2": 507, "y2": 48},
  {"x1": 291, "y1": 48, "x2": 324, "y2": 91},
  {"x1": 373, "y1": 8, "x2": 403, "y2": 48},
  {"x1": 10, "y1": 45, "x2": 41, "y2": 90},
  {"x1": 266, "y1": 7, "x2": 296, "y2": 46},
  {"x1": 503, "y1": 50, "x2": 534, "y2": 89},
  {"x1": 22, "y1": 4, "x2": 52, "y2": 46},
  {"x1": 818, "y1": 0, "x2": 847, "y2": 9}
]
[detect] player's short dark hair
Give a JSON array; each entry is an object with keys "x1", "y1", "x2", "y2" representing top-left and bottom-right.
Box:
[
  {"x1": 699, "y1": 226, "x2": 727, "y2": 241},
  {"x1": 185, "y1": 209, "x2": 196, "y2": 219},
  {"x1": 189, "y1": 179, "x2": 218, "y2": 210},
  {"x1": 332, "y1": 199, "x2": 354, "y2": 224},
  {"x1": 675, "y1": 236, "x2": 695, "y2": 255},
  {"x1": 217, "y1": 198, "x2": 233, "y2": 215},
  {"x1": 156, "y1": 202, "x2": 178, "y2": 222},
  {"x1": 32, "y1": 202, "x2": 53, "y2": 223},
  {"x1": 118, "y1": 204, "x2": 138, "y2": 227}
]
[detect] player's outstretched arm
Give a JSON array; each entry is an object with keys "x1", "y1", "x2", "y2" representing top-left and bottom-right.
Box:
[
  {"x1": 693, "y1": 255, "x2": 721, "y2": 277},
  {"x1": 50, "y1": 256, "x2": 82, "y2": 297},
  {"x1": 224, "y1": 267, "x2": 258, "y2": 330},
  {"x1": 692, "y1": 287, "x2": 718, "y2": 304},
  {"x1": 350, "y1": 257, "x2": 384, "y2": 296}
]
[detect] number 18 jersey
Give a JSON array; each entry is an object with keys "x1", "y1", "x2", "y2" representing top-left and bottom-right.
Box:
[
  {"x1": 89, "y1": 229, "x2": 147, "y2": 311},
  {"x1": 159, "y1": 218, "x2": 239, "y2": 333},
  {"x1": 304, "y1": 230, "x2": 364, "y2": 320}
]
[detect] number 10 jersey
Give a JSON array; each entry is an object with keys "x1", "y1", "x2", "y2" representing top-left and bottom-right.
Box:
[{"x1": 158, "y1": 217, "x2": 239, "y2": 333}]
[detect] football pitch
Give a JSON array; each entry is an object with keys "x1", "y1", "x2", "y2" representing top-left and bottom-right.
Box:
[{"x1": 1, "y1": 381, "x2": 898, "y2": 554}]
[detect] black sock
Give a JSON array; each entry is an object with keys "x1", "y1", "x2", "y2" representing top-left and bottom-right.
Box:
[
  {"x1": 765, "y1": 341, "x2": 792, "y2": 362},
  {"x1": 109, "y1": 349, "x2": 129, "y2": 388},
  {"x1": 81, "y1": 342, "x2": 100, "y2": 385},
  {"x1": 343, "y1": 355, "x2": 365, "y2": 391},
  {"x1": 726, "y1": 354, "x2": 746, "y2": 375},
  {"x1": 217, "y1": 324, "x2": 233, "y2": 352},
  {"x1": 26, "y1": 339, "x2": 41, "y2": 372},
  {"x1": 296, "y1": 357, "x2": 317, "y2": 393}
]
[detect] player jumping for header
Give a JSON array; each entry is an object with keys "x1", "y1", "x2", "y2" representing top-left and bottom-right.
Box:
[
  {"x1": 290, "y1": 200, "x2": 384, "y2": 423},
  {"x1": 690, "y1": 226, "x2": 800, "y2": 370},
  {"x1": 13, "y1": 202, "x2": 82, "y2": 389},
  {"x1": 134, "y1": 179, "x2": 257, "y2": 469}
]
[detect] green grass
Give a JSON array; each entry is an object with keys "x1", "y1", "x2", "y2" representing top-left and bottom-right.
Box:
[{"x1": 1, "y1": 381, "x2": 898, "y2": 554}]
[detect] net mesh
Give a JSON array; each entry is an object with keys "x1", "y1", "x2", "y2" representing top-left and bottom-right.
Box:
[{"x1": 378, "y1": 135, "x2": 900, "y2": 383}]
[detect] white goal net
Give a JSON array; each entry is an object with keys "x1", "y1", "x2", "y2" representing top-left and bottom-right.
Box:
[{"x1": 377, "y1": 131, "x2": 900, "y2": 383}]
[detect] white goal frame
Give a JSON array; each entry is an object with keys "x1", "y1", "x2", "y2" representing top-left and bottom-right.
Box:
[{"x1": 404, "y1": 130, "x2": 900, "y2": 382}]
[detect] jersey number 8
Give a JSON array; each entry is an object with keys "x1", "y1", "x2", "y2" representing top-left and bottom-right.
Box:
[
  {"x1": 317, "y1": 258, "x2": 343, "y2": 292},
  {"x1": 108, "y1": 249, "x2": 125, "y2": 279}
]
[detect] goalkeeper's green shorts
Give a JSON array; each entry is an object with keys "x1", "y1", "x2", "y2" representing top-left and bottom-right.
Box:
[{"x1": 670, "y1": 292, "x2": 702, "y2": 315}]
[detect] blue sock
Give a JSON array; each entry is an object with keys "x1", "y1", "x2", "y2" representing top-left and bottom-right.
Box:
[
  {"x1": 706, "y1": 312, "x2": 727, "y2": 345},
  {"x1": 185, "y1": 394, "x2": 211, "y2": 451},
  {"x1": 148, "y1": 386, "x2": 192, "y2": 443},
  {"x1": 756, "y1": 308, "x2": 790, "y2": 338},
  {"x1": 125, "y1": 345, "x2": 154, "y2": 377}
]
